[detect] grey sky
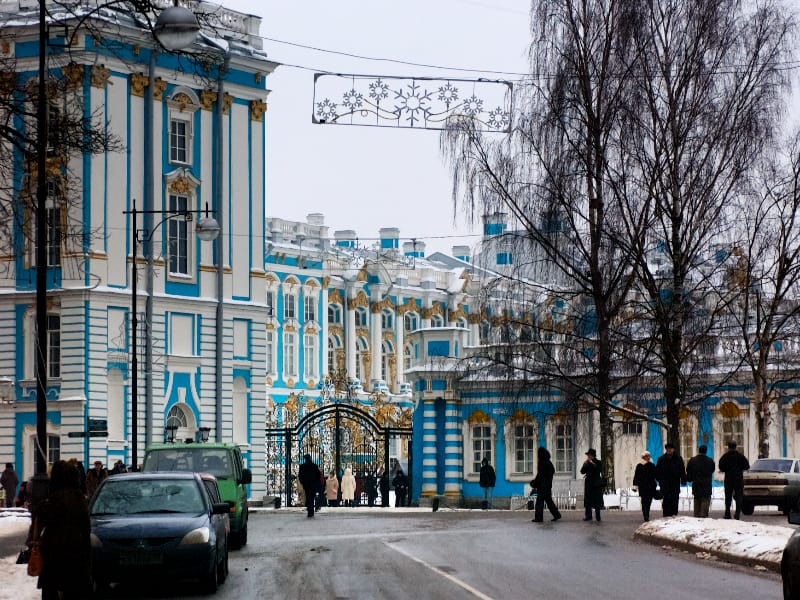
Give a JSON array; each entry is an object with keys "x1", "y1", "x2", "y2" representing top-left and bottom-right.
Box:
[{"x1": 218, "y1": 0, "x2": 531, "y2": 254}]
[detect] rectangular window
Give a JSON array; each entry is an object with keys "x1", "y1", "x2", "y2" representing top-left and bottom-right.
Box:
[
  {"x1": 284, "y1": 293, "x2": 296, "y2": 320},
  {"x1": 328, "y1": 304, "x2": 341, "y2": 324},
  {"x1": 168, "y1": 194, "x2": 190, "y2": 275},
  {"x1": 33, "y1": 435, "x2": 61, "y2": 467},
  {"x1": 622, "y1": 421, "x2": 643, "y2": 435},
  {"x1": 303, "y1": 334, "x2": 317, "y2": 379},
  {"x1": 47, "y1": 314, "x2": 61, "y2": 378},
  {"x1": 266, "y1": 291, "x2": 275, "y2": 317},
  {"x1": 46, "y1": 180, "x2": 61, "y2": 267},
  {"x1": 514, "y1": 424, "x2": 535, "y2": 474},
  {"x1": 355, "y1": 309, "x2": 367, "y2": 327},
  {"x1": 283, "y1": 331, "x2": 297, "y2": 378},
  {"x1": 266, "y1": 330, "x2": 275, "y2": 374},
  {"x1": 169, "y1": 117, "x2": 190, "y2": 164},
  {"x1": 304, "y1": 296, "x2": 316, "y2": 323},
  {"x1": 554, "y1": 423, "x2": 574, "y2": 473},
  {"x1": 404, "y1": 313, "x2": 418, "y2": 332},
  {"x1": 382, "y1": 311, "x2": 393, "y2": 330},
  {"x1": 723, "y1": 418, "x2": 744, "y2": 449},
  {"x1": 472, "y1": 425, "x2": 492, "y2": 474}
]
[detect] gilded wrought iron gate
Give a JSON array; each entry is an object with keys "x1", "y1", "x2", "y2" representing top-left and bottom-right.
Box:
[{"x1": 265, "y1": 403, "x2": 412, "y2": 507}]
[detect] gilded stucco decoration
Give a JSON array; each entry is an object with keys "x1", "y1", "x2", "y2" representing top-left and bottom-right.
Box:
[
  {"x1": 153, "y1": 78, "x2": 167, "y2": 100},
  {"x1": 0, "y1": 40, "x2": 11, "y2": 56},
  {"x1": 305, "y1": 279, "x2": 319, "y2": 288},
  {"x1": 266, "y1": 376, "x2": 273, "y2": 386},
  {"x1": 790, "y1": 402, "x2": 800, "y2": 416},
  {"x1": 467, "y1": 312, "x2": 482, "y2": 325},
  {"x1": 305, "y1": 324, "x2": 318, "y2": 334},
  {"x1": 0, "y1": 71, "x2": 15, "y2": 95},
  {"x1": 398, "y1": 408, "x2": 412, "y2": 428},
  {"x1": 285, "y1": 393, "x2": 299, "y2": 415},
  {"x1": 223, "y1": 92, "x2": 233, "y2": 115},
  {"x1": 305, "y1": 398, "x2": 316, "y2": 411},
  {"x1": 467, "y1": 409, "x2": 490, "y2": 424},
  {"x1": 719, "y1": 401, "x2": 741, "y2": 419},
  {"x1": 363, "y1": 354, "x2": 371, "y2": 376},
  {"x1": 171, "y1": 92, "x2": 194, "y2": 112},
  {"x1": 322, "y1": 277, "x2": 330, "y2": 288},
  {"x1": 357, "y1": 267, "x2": 368, "y2": 282},
  {"x1": 508, "y1": 409, "x2": 530, "y2": 423},
  {"x1": 449, "y1": 304, "x2": 467, "y2": 321},
  {"x1": 420, "y1": 306, "x2": 432, "y2": 320},
  {"x1": 381, "y1": 331, "x2": 394, "y2": 343},
  {"x1": 370, "y1": 296, "x2": 395, "y2": 314},
  {"x1": 356, "y1": 327, "x2": 369, "y2": 340},
  {"x1": 284, "y1": 323, "x2": 297, "y2": 333},
  {"x1": 130, "y1": 72, "x2": 148, "y2": 97},
  {"x1": 168, "y1": 175, "x2": 195, "y2": 195},
  {"x1": 265, "y1": 322, "x2": 275, "y2": 330},
  {"x1": 329, "y1": 324, "x2": 343, "y2": 338},
  {"x1": 200, "y1": 89, "x2": 216, "y2": 111},
  {"x1": 395, "y1": 297, "x2": 418, "y2": 315},
  {"x1": 286, "y1": 378, "x2": 295, "y2": 389},
  {"x1": 250, "y1": 99, "x2": 267, "y2": 122},
  {"x1": 265, "y1": 273, "x2": 278, "y2": 283},
  {"x1": 347, "y1": 291, "x2": 369, "y2": 310},
  {"x1": 90, "y1": 65, "x2": 110, "y2": 88},
  {"x1": 62, "y1": 63, "x2": 84, "y2": 88},
  {"x1": 328, "y1": 289, "x2": 343, "y2": 305}
]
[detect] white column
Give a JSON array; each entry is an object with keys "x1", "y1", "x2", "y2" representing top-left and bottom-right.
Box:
[
  {"x1": 395, "y1": 315, "x2": 404, "y2": 388},
  {"x1": 370, "y1": 309, "x2": 382, "y2": 383},
  {"x1": 346, "y1": 291, "x2": 357, "y2": 378}
]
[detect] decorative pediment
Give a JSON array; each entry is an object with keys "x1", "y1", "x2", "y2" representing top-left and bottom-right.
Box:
[
  {"x1": 91, "y1": 65, "x2": 110, "y2": 88},
  {"x1": 328, "y1": 289, "x2": 344, "y2": 305},
  {"x1": 395, "y1": 297, "x2": 418, "y2": 316},
  {"x1": 467, "y1": 409, "x2": 491, "y2": 424}
]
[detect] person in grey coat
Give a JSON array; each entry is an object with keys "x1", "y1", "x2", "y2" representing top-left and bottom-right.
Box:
[{"x1": 686, "y1": 445, "x2": 716, "y2": 518}]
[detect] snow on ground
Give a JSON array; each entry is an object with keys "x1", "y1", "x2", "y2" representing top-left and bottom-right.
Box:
[{"x1": 0, "y1": 501, "x2": 794, "y2": 599}]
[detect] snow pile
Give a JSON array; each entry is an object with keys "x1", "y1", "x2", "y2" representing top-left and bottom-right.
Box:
[{"x1": 636, "y1": 516, "x2": 794, "y2": 569}]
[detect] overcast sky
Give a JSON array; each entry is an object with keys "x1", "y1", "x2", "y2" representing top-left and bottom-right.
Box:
[{"x1": 216, "y1": 0, "x2": 532, "y2": 255}]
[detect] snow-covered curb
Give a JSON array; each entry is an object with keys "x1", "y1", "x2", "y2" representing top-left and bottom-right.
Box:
[{"x1": 634, "y1": 516, "x2": 794, "y2": 572}]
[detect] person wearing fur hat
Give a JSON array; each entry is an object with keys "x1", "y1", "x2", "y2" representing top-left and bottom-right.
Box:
[
  {"x1": 580, "y1": 448, "x2": 604, "y2": 522},
  {"x1": 656, "y1": 443, "x2": 686, "y2": 517},
  {"x1": 632, "y1": 451, "x2": 657, "y2": 521}
]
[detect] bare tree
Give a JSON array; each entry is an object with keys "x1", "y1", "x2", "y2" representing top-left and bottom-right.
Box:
[
  {"x1": 624, "y1": 0, "x2": 794, "y2": 446},
  {"x1": 442, "y1": 0, "x2": 652, "y2": 486}
]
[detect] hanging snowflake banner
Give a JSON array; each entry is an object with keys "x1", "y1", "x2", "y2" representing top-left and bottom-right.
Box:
[{"x1": 312, "y1": 74, "x2": 513, "y2": 132}]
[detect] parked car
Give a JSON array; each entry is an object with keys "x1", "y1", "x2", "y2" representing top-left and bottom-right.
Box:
[
  {"x1": 742, "y1": 457, "x2": 800, "y2": 515},
  {"x1": 782, "y1": 511, "x2": 800, "y2": 599},
  {"x1": 89, "y1": 472, "x2": 230, "y2": 593},
  {"x1": 142, "y1": 442, "x2": 251, "y2": 548}
]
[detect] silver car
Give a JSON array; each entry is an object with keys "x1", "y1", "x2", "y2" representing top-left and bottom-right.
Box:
[{"x1": 742, "y1": 457, "x2": 800, "y2": 515}]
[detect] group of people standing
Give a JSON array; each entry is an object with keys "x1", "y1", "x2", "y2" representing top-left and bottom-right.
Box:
[
  {"x1": 633, "y1": 441, "x2": 750, "y2": 521},
  {"x1": 297, "y1": 454, "x2": 408, "y2": 517}
]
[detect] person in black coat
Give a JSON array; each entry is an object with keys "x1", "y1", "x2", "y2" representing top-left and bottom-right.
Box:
[
  {"x1": 530, "y1": 447, "x2": 561, "y2": 522},
  {"x1": 580, "y1": 448, "x2": 604, "y2": 522},
  {"x1": 392, "y1": 469, "x2": 409, "y2": 507},
  {"x1": 686, "y1": 445, "x2": 716, "y2": 518},
  {"x1": 632, "y1": 450, "x2": 657, "y2": 521},
  {"x1": 34, "y1": 459, "x2": 92, "y2": 599},
  {"x1": 298, "y1": 454, "x2": 322, "y2": 517},
  {"x1": 718, "y1": 441, "x2": 750, "y2": 519},
  {"x1": 479, "y1": 457, "x2": 496, "y2": 510},
  {"x1": 656, "y1": 442, "x2": 687, "y2": 517}
]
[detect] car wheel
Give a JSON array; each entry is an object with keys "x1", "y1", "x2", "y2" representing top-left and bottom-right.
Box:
[
  {"x1": 217, "y1": 546, "x2": 228, "y2": 584},
  {"x1": 202, "y1": 551, "x2": 219, "y2": 594},
  {"x1": 741, "y1": 501, "x2": 755, "y2": 516}
]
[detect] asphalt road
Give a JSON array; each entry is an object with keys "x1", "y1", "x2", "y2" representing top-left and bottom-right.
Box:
[{"x1": 1, "y1": 507, "x2": 786, "y2": 599}]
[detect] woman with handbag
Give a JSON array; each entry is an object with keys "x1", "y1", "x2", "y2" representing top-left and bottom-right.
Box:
[
  {"x1": 633, "y1": 450, "x2": 658, "y2": 522},
  {"x1": 32, "y1": 459, "x2": 92, "y2": 599}
]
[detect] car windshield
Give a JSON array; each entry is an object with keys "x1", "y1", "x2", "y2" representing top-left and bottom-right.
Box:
[
  {"x1": 750, "y1": 459, "x2": 794, "y2": 473},
  {"x1": 144, "y1": 448, "x2": 234, "y2": 479},
  {"x1": 91, "y1": 478, "x2": 205, "y2": 515}
]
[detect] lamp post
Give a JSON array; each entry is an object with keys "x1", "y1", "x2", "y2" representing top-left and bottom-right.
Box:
[{"x1": 124, "y1": 202, "x2": 219, "y2": 470}]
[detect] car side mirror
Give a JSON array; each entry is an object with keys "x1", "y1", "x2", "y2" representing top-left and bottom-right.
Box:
[
  {"x1": 789, "y1": 511, "x2": 800, "y2": 526},
  {"x1": 240, "y1": 468, "x2": 252, "y2": 485},
  {"x1": 212, "y1": 502, "x2": 230, "y2": 515}
]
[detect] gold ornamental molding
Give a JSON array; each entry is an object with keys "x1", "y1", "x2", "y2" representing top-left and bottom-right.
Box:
[
  {"x1": 0, "y1": 71, "x2": 15, "y2": 95},
  {"x1": 508, "y1": 408, "x2": 531, "y2": 423},
  {"x1": 304, "y1": 279, "x2": 319, "y2": 288},
  {"x1": 62, "y1": 63, "x2": 84, "y2": 88},
  {"x1": 90, "y1": 65, "x2": 110, "y2": 88},
  {"x1": 153, "y1": 78, "x2": 167, "y2": 101},
  {"x1": 356, "y1": 267, "x2": 368, "y2": 282},
  {"x1": 395, "y1": 297, "x2": 418, "y2": 316},
  {"x1": 200, "y1": 89, "x2": 216, "y2": 111},
  {"x1": 222, "y1": 92, "x2": 233, "y2": 115},
  {"x1": 790, "y1": 402, "x2": 800, "y2": 416},
  {"x1": 449, "y1": 304, "x2": 467, "y2": 321},
  {"x1": 355, "y1": 327, "x2": 369, "y2": 339},
  {"x1": 719, "y1": 401, "x2": 741, "y2": 419},
  {"x1": 250, "y1": 99, "x2": 267, "y2": 122},
  {"x1": 265, "y1": 322, "x2": 275, "y2": 330},
  {"x1": 171, "y1": 92, "x2": 194, "y2": 112},
  {"x1": 328, "y1": 324, "x2": 343, "y2": 337},
  {"x1": 381, "y1": 331, "x2": 394, "y2": 343},
  {"x1": 265, "y1": 273, "x2": 278, "y2": 283},
  {"x1": 322, "y1": 276, "x2": 330, "y2": 289},
  {"x1": 328, "y1": 289, "x2": 343, "y2": 305},
  {"x1": 347, "y1": 291, "x2": 369, "y2": 310},
  {"x1": 168, "y1": 175, "x2": 195, "y2": 195},
  {"x1": 305, "y1": 324, "x2": 318, "y2": 334},
  {"x1": 467, "y1": 409, "x2": 491, "y2": 424},
  {"x1": 370, "y1": 296, "x2": 395, "y2": 314},
  {"x1": 467, "y1": 312, "x2": 482, "y2": 325},
  {"x1": 284, "y1": 323, "x2": 297, "y2": 333},
  {"x1": 130, "y1": 72, "x2": 148, "y2": 97}
]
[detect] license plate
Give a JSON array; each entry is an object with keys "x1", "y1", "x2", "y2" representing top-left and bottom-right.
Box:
[{"x1": 119, "y1": 552, "x2": 163, "y2": 566}]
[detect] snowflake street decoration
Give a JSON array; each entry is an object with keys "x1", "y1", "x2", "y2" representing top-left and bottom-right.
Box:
[{"x1": 313, "y1": 74, "x2": 512, "y2": 132}]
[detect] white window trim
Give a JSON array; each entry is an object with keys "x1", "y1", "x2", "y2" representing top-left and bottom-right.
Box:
[
  {"x1": 504, "y1": 418, "x2": 537, "y2": 481},
  {"x1": 545, "y1": 418, "x2": 576, "y2": 475},
  {"x1": 283, "y1": 330, "x2": 298, "y2": 380},
  {"x1": 166, "y1": 88, "x2": 200, "y2": 166},
  {"x1": 462, "y1": 417, "x2": 496, "y2": 482}
]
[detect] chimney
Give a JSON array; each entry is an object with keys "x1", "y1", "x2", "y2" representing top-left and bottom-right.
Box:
[
  {"x1": 452, "y1": 245, "x2": 470, "y2": 262},
  {"x1": 403, "y1": 240, "x2": 425, "y2": 258}
]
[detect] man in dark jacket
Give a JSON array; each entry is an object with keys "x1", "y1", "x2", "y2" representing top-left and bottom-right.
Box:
[
  {"x1": 479, "y1": 457, "x2": 496, "y2": 510},
  {"x1": 656, "y1": 443, "x2": 686, "y2": 517},
  {"x1": 686, "y1": 445, "x2": 715, "y2": 518},
  {"x1": 530, "y1": 447, "x2": 561, "y2": 522},
  {"x1": 718, "y1": 441, "x2": 750, "y2": 519},
  {"x1": 1, "y1": 462, "x2": 18, "y2": 508},
  {"x1": 298, "y1": 454, "x2": 322, "y2": 518}
]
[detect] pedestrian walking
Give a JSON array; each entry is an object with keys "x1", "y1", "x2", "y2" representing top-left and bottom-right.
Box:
[
  {"x1": 479, "y1": 457, "x2": 496, "y2": 510},
  {"x1": 365, "y1": 471, "x2": 378, "y2": 507},
  {"x1": 392, "y1": 468, "x2": 408, "y2": 507},
  {"x1": 325, "y1": 471, "x2": 339, "y2": 507},
  {"x1": 632, "y1": 451, "x2": 658, "y2": 521},
  {"x1": 686, "y1": 445, "x2": 716, "y2": 518},
  {"x1": 580, "y1": 448, "x2": 604, "y2": 522},
  {"x1": 530, "y1": 447, "x2": 561, "y2": 522},
  {"x1": 341, "y1": 467, "x2": 356, "y2": 508},
  {"x1": 656, "y1": 443, "x2": 686, "y2": 517},
  {"x1": 298, "y1": 454, "x2": 322, "y2": 517},
  {"x1": 1, "y1": 462, "x2": 18, "y2": 508},
  {"x1": 718, "y1": 441, "x2": 750, "y2": 519}
]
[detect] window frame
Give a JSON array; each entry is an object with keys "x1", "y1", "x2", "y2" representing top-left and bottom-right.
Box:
[
  {"x1": 169, "y1": 113, "x2": 192, "y2": 165},
  {"x1": 167, "y1": 193, "x2": 191, "y2": 277},
  {"x1": 504, "y1": 418, "x2": 536, "y2": 480}
]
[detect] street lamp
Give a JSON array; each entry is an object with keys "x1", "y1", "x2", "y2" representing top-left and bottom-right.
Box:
[{"x1": 124, "y1": 202, "x2": 218, "y2": 470}]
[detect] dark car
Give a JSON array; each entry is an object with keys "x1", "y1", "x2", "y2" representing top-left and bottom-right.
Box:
[
  {"x1": 89, "y1": 472, "x2": 230, "y2": 593},
  {"x1": 742, "y1": 457, "x2": 800, "y2": 515},
  {"x1": 782, "y1": 512, "x2": 800, "y2": 599}
]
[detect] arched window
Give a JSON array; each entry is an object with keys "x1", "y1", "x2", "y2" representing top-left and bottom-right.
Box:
[
  {"x1": 403, "y1": 344, "x2": 413, "y2": 371},
  {"x1": 404, "y1": 312, "x2": 418, "y2": 332},
  {"x1": 381, "y1": 309, "x2": 394, "y2": 330},
  {"x1": 328, "y1": 304, "x2": 342, "y2": 324},
  {"x1": 355, "y1": 307, "x2": 368, "y2": 327},
  {"x1": 431, "y1": 314, "x2": 444, "y2": 328}
]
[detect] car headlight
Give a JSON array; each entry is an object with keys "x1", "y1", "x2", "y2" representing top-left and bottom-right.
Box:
[
  {"x1": 180, "y1": 527, "x2": 211, "y2": 545},
  {"x1": 90, "y1": 533, "x2": 103, "y2": 548}
]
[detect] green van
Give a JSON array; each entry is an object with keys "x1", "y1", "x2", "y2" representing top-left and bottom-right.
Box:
[{"x1": 142, "y1": 442, "x2": 252, "y2": 548}]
